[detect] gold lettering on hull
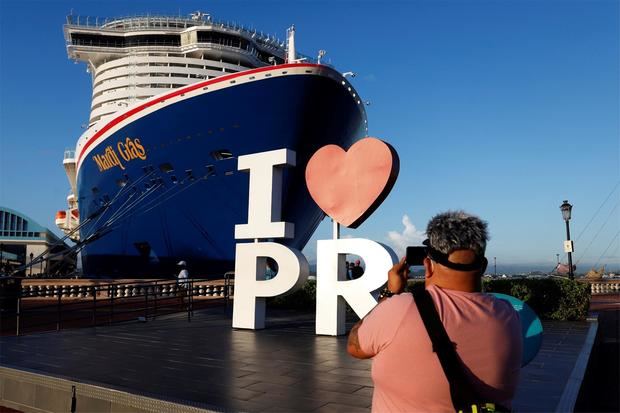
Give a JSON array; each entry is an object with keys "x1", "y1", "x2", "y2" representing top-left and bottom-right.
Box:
[{"x1": 92, "y1": 137, "x2": 147, "y2": 172}]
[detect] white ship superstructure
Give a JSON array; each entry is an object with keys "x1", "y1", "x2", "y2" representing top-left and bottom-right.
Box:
[
  {"x1": 57, "y1": 12, "x2": 302, "y2": 239},
  {"x1": 64, "y1": 12, "x2": 292, "y2": 124}
]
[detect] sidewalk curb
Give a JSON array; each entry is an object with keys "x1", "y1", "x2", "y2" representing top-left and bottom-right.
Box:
[{"x1": 554, "y1": 316, "x2": 599, "y2": 413}]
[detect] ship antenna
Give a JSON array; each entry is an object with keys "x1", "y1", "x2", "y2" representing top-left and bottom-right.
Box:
[{"x1": 286, "y1": 25, "x2": 296, "y2": 63}]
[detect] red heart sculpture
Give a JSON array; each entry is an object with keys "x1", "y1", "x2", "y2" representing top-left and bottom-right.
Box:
[{"x1": 305, "y1": 137, "x2": 400, "y2": 228}]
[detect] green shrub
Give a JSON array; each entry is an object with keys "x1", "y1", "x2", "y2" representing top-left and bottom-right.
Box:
[
  {"x1": 411, "y1": 278, "x2": 590, "y2": 320},
  {"x1": 483, "y1": 278, "x2": 590, "y2": 321},
  {"x1": 267, "y1": 278, "x2": 591, "y2": 321},
  {"x1": 268, "y1": 279, "x2": 316, "y2": 310}
]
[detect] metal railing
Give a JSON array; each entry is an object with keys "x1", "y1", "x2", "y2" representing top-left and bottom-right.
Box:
[
  {"x1": 1, "y1": 278, "x2": 234, "y2": 336},
  {"x1": 66, "y1": 14, "x2": 285, "y2": 47},
  {"x1": 65, "y1": 14, "x2": 317, "y2": 60}
]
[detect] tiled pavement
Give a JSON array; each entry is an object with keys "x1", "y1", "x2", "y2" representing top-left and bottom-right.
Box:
[
  {"x1": 0, "y1": 306, "x2": 594, "y2": 412},
  {"x1": 515, "y1": 321, "x2": 593, "y2": 412}
]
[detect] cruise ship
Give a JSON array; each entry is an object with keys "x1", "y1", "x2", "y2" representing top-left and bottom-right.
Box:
[{"x1": 56, "y1": 12, "x2": 367, "y2": 277}]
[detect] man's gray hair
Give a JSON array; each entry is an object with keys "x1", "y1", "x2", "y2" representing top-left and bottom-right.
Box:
[{"x1": 426, "y1": 211, "x2": 489, "y2": 257}]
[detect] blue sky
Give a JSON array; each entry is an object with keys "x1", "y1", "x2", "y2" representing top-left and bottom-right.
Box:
[{"x1": 0, "y1": 0, "x2": 618, "y2": 272}]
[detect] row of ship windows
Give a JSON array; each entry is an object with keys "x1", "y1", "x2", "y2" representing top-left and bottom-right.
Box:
[
  {"x1": 127, "y1": 52, "x2": 185, "y2": 58},
  {"x1": 103, "y1": 61, "x2": 240, "y2": 70},
  {"x1": 92, "y1": 68, "x2": 315, "y2": 112},
  {"x1": 94, "y1": 65, "x2": 239, "y2": 88},
  {"x1": 92, "y1": 95, "x2": 153, "y2": 111},
  {"x1": 94, "y1": 51, "x2": 275, "y2": 78},
  {"x1": 98, "y1": 52, "x2": 241, "y2": 66},
  {"x1": 74, "y1": 38, "x2": 279, "y2": 67},
  {"x1": 93, "y1": 75, "x2": 222, "y2": 99},
  {"x1": 92, "y1": 80, "x2": 207, "y2": 111}
]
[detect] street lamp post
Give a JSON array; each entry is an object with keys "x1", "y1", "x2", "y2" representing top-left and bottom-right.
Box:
[
  {"x1": 29, "y1": 253, "x2": 33, "y2": 277},
  {"x1": 560, "y1": 200, "x2": 574, "y2": 280},
  {"x1": 0, "y1": 243, "x2": 3, "y2": 271},
  {"x1": 494, "y1": 257, "x2": 497, "y2": 276}
]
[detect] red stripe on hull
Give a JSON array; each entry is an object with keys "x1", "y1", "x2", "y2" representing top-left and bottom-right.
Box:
[{"x1": 77, "y1": 63, "x2": 323, "y2": 165}]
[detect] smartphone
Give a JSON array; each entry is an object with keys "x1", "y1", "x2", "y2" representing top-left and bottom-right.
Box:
[{"x1": 406, "y1": 246, "x2": 427, "y2": 266}]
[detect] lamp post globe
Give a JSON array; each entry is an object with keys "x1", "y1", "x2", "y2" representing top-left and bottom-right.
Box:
[
  {"x1": 559, "y1": 200, "x2": 574, "y2": 280},
  {"x1": 560, "y1": 200, "x2": 572, "y2": 221}
]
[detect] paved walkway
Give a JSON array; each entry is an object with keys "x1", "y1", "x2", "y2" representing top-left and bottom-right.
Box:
[
  {"x1": 575, "y1": 304, "x2": 619, "y2": 412},
  {"x1": 0, "y1": 306, "x2": 594, "y2": 412}
]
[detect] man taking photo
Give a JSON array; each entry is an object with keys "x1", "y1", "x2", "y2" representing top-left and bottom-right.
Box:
[{"x1": 348, "y1": 211, "x2": 522, "y2": 412}]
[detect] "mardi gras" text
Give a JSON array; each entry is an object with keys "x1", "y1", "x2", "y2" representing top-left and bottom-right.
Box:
[{"x1": 92, "y1": 137, "x2": 147, "y2": 172}]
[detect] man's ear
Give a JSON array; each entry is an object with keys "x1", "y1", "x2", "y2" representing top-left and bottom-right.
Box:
[
  {"x1": 424, "y1": 257, "x2": 433, "y2": 279},
  {"x1": 480, "y1": 257, "x2": 488, "y2": 275}
]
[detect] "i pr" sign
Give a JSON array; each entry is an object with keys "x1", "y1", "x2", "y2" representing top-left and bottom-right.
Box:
[{"x1": 232, "y1": 138, "x2": 400, "y2": 336}]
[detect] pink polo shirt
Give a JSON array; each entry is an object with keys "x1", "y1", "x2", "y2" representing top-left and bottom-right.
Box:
[{"x1": 358, "y1": 285, "x2": 522, "y2": 413}]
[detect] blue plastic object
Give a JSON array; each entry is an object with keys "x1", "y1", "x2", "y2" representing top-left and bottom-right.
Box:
[{"x1": 491, "y1": 293, "x2": 543, "y2": 367}]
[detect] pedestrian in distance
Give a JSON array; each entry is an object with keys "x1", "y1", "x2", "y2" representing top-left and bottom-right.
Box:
[
  {"x1": 347, "y1": 211, "x2": 522, "y2": 412},
  {"x1": 347, "y1": 261, "x2": 355, "y2": 280},
  {"x1": 352, "y1": 259, "x2": 364, "y2": 279},
  {"x1": 176, "y1": 260, "x2": 189, "y2": 302}
]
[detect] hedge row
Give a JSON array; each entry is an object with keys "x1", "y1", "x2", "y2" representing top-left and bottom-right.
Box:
[
  {"x1": 406, "y1": 278, "x2": 591, "y2": 320},
  {"x1": 268, "y1": 280, "x2": 317, "y2": 310},
  {"x1": 268, "y1": 278, "x2": 591, "y2": 321},
  {"x1": 482, "y1": 278, "x2": 590, "y2": 321}
]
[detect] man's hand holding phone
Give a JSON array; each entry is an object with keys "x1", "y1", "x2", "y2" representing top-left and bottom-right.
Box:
[{"x1": 387, "y1": 257, "x2": 409, "y2": 294}]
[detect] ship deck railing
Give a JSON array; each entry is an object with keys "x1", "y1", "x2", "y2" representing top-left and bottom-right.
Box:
[
  {"x1": 66, "y1": 14, "x2": 284, "y2": 49},
  {"x1": 0, "y1": 277, "x2": 234, "y2": 336},
  {"x1": 65, "y1": 14, "x2": 318, "y2": 60}
]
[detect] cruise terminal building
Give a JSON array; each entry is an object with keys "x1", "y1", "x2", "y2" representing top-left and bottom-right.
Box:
[{"x1": 0, "y1": 207, "x2": 75, "y2": 276}]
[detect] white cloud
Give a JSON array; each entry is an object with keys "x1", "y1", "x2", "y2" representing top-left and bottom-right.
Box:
[{"x1": 386, "y1": 215, "x2": 426, "y2": 256}]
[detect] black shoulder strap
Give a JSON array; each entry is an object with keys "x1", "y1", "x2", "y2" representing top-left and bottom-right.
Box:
[{"x1": 412, "y1": 287, "x2": 477, "y2": 411}]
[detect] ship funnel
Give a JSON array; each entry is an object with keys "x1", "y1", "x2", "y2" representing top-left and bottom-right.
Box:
[{"x1": 286, "y1": 25, "x2": 296, "y2": 63}]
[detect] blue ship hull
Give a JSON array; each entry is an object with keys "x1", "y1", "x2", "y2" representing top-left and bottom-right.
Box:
[{"x1": 76, "y1": 66, "x2": 366, "y2": 277}]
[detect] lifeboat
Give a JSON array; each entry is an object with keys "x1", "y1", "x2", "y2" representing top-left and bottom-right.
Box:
[
  {"x1": 55, "y1": 208, "x2": 80, "y2": 241},
  {"x1": 55, "y1": 210, "x2": 67, "y2": 227}
]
